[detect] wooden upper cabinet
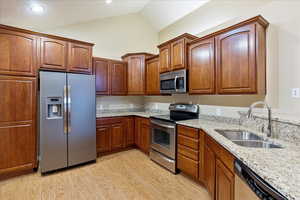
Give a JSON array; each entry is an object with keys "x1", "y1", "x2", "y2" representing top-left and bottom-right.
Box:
[
  {"x1": 40, "y1": 37, "x2": 67, "y2": 71},
  {"x1": 158, "y1": 33, "x2": 198, "y2": 73},
  {"x1": 216, "y1": 24, "x2": 256, "y2": 94},
  {"x1": 146, "y1": 55, "x2": 160, "y2": 95},
  {"x1": 189, "y1": 38, "x2": 215, "y2": 94},
  {"x1": 170, "y1": 38, "x2": 185, "y2": 70},
  {"x1": 0, "y1": 28, "x2": 37, "y2": 76},
  {"x1": 215, "y1": 18, "x2": 268, "y2": 94},
  {"x1": 215, "y1": 159, "x2": 234, "y2": 200},
  {"x1": 159, "y1": 45, "x2": 171, "y2": 73},
  {"x1": 68, "y1": 42, "x2": 92, "y2": 74},
  {"x1": 0, "y1": 76, "x2": 37, "y2": 172},
  {"x1": 122, "y1": 53, "x2": 154, "y2": 95},
  {"x1": 111, "y1": 61, "x2": 127, "y2": 95},
  {"x1": 94, "y1": 58, "x2": 110, "y2": 95},
  {"x1": 93, "y1": 57, "x2": 127, "y2": 96}
]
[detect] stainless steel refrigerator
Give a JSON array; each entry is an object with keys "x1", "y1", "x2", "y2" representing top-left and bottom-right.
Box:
[{"x1": 39, "y1": 71, "x2": 96, "y2": 173}]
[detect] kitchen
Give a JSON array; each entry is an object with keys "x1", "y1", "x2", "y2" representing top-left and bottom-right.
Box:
[{"x1": 0, "y1": 0, "x2": 299, "y2": 200}]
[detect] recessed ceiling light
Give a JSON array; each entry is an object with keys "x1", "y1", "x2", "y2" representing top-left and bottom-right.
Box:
[
  {"x1": 106, "y1": 0, "x2": 112, "y2": 4},
  {"x1": 30, "y1": 4, "x2": 44, "y2": 14}
]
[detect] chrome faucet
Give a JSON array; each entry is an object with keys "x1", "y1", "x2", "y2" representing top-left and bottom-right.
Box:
[{"x1": 247, "y1": 101, "x2": 273, "y2": 137}]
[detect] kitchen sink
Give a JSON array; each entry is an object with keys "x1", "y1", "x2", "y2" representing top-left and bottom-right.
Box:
[
  {"x1": 214, "y1": 129, "x2": 283, "y2": 149},
  {"x1": 214, "y1": 129, "x2": 263, "y2": 141},
  {"x1": 231, "y1": 140, "x2": 282, "y2": 148}
]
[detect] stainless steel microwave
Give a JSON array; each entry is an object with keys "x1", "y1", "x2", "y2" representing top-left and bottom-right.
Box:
[{"x1": 160, "y1": 69, "x2": 187, "y2": 94}]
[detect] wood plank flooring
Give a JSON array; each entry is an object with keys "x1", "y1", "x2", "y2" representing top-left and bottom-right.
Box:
[{"x1": 0, "y1": 149, "x2": 210, "y2": 200}]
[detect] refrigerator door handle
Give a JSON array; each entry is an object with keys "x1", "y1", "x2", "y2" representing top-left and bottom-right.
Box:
[
  {"x1": 63, "y1": 85, "x2": 68, "y2": 134},
  {"x1": 68, "y1": 85, "x2": 72, "y2": 133}
]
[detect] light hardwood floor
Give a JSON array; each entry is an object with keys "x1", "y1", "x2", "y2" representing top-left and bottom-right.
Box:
[{"x1": 0, "y1": 149, "x2": 210, "y2": 200}]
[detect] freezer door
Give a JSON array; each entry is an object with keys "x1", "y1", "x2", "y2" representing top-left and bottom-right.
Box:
[
  {"x1": 67, "y1": 74, "x2": 96, "y2": 166},
  {"x1": 39, "y1": 71, "x2": 68, "y2": 173}
]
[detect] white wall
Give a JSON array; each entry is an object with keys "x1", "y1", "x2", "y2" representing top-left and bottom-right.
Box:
[
  {"x1": 46, "y1": 13, "x2": 159, "y2": 60},
  {"x1": 157, "y1": 0, "x2": 300, "y2": 115}
]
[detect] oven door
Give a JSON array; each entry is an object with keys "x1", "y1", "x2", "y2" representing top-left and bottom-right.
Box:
[{"x1": 150, "y1": 119, "x2": 176, "y2": 159}]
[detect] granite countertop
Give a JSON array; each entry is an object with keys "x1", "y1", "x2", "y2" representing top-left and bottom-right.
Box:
[
  {"x1": 96, "y1": 111, "x2": 167, "y2": 118},
  {"x1": 177, "y1": 119, "x2": 300, "y2": 200},
  {"x1": 97, "y1": 111, "x2": 300, "y2": 200}
]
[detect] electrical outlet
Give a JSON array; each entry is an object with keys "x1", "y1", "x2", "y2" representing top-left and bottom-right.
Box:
[{"x1": 292, "y1": 88, "x2": 300, "y2": 98}]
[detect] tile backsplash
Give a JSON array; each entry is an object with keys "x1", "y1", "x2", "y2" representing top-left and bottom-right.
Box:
[
  {"x1": 97, "y1": 96, "x2": 300, "y2": 144},
  {"x1": 96, "y1": 96, "x2": 144, "y2": 112}
]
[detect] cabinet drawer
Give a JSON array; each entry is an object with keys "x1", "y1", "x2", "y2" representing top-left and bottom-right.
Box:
[
  {"x1": 178, "y1": 125, "x2": 199, "y2": 139},
  {"x1": 178, "y1": 135, "x2": 199, "y2": 150},
  {"x1": 177, "y1": 153, "x2": 198, "y2": 179},
  {"x1": 178, "y1": 144, "x2": 198, "y2": 161},
  {"x1": 96, "y1": 117, "x2": 124, "y2": 126}
]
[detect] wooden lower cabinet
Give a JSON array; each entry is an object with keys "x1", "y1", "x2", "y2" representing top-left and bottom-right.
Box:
[
  {"x1": 125, "y1": 117, "x2": 135, "y2": 147},
  {"x1": 96, "y1": 125, "x2": 111, "y2": 153},
  {"x1": 177, "y1": 153, "x2": 198, "y2": 179},
  {"x1": 134, "y1": 117, "x2": 150, "y2": 154},
  {"x1": 215, "y1": 159, "x2": 235, "y2": 200},
  {"x1": 204, "y1": 144, "x2": 216, "y2": 199},
  {"x1": 0, "y1": 76, "x2": 37, "y2": 177},
  {"x1": 177, "y1": 125, "x2": 236, "y2": 200},
  {"x1": 177, "y1": 125, "x2": 199, "y2": 179},
  {"x1": 96, "y1": 117, "x2": 129, "y2": 154},
  {"x1": 111, "y1": 122, "x2": 126, "y2": 151}
]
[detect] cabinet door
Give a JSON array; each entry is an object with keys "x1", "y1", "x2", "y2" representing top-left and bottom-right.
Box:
[
  {"x1": 216, "y1": 24, "x2": 256, "y2": 94},
  {"x1": 140, "y1": 119, "x2": 150, "y2": 154},
  {"x1": 204, "y1": 145, "x2": 216, "y2": 199},
  {"x1": 189, "y1": 38, "x2": 215, "y2": 94},
  {"x1": 171, "y1": 38, "x2": 185, "y2": 70},
  {"x1": 134, "y1": 118, "x2": 141, "y2": 148},
  {"x1": 159, "y1": 45, "x2": 171, "y2": 73},
  {"x1": 40, "y1": 37, "x2": 67, "y2": 70},
  {"x1": 216, "y1": 159, "x2": 234, "y2": 200},
  {"x1": 198, "y1": 130, "x2": 205, "y2": 183},
  {"x1": 111, "y1": 61, "x2": 127, "y2": 95},
  {"x1": 96, "y1": 125, "x2": 111, "y2": 153},
  {"x1": 94, "y1": 58, "x2": 110, "y2": 95},
  {"x1": 68, "y1": 42, "x2": 92, "y2": 74},
  {"x1": 0, "y1": 76, "x2": 36, "y2": 172},
  {"x1": 0, "y1": 28, "x2": 37, "y2": 76},
  {"x1": 111, "y1": 122, "x2": 125, "y2": 151},
  {"x1": 127, "y1": 56, "x2": 145, "y2": 95},
  {"x1": 146, "y1": 57, "x2": 160, "y2": 95},
  {"x1": 125, "y1": 117, "x2": 135, "y2": 147}
]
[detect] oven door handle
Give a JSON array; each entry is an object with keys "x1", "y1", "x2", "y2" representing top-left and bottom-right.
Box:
[
  {"x1": 151, "y1": 121, "x2": 175, "y2": 129},
  {"x1": 174, "y1": 76, "x2": 178, "y2": 92}
]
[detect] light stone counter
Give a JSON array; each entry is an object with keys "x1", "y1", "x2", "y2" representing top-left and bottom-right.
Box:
[
  {"x1": 96, "y1": 111, "x2": 167, "y2": 119},
  {"x1": 177, "y1": 119, "x2": 300, "y2": 200},
  {"x1": 96, "y1": 111, "x2": 300, "y2": 200}
]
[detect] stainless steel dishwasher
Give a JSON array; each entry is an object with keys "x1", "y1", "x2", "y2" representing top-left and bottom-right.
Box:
[{"x1": 234, "y1": 159, "x2": 287, "y2": 200}]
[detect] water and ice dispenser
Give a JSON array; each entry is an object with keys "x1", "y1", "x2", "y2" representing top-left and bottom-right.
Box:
[{"x1": 46, "y1": 97, "x2": 63, "y2": 119}]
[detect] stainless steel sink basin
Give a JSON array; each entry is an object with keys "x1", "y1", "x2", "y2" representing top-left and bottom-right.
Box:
[
  {"x1": 231, "y1": 140, "x2": 283, "y2": 149},
  {"x1": 214, "y1": 129, "x2": 283, "y2": 149},
  {"x1": 214, "y1": 129, "x2": 263, "y2": 141}
]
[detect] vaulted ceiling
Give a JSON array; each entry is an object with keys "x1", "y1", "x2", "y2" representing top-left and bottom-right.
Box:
[{"x1": 0, "y1": 0, "x2": 210, "y2": 31}]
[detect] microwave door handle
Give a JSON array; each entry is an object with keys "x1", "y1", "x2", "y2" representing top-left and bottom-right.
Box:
[{"x1": 174, "y1": 76, "x2": 178, "y2": 92}]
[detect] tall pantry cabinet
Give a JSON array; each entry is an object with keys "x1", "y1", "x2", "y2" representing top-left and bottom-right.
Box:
[
  {"x1": 0, "y1": 26, "x2": 38, "y2": 178},
  {"x1": 0, "y1": 24, "x2": 94, "y2": 179}
]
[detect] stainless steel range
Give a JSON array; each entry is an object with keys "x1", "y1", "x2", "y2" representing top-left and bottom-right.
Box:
[{"x1": 150, "y1": 103, "x2": 199, "y2": 173}]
